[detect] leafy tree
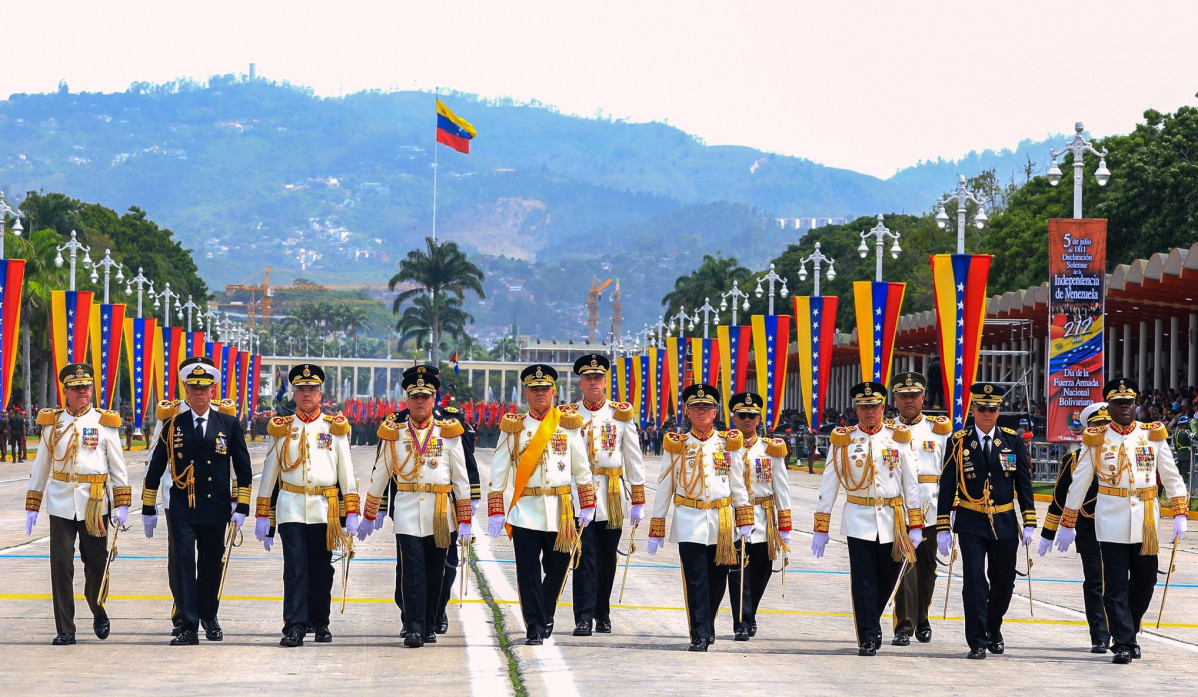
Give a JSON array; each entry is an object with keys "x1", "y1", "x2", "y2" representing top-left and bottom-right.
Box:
[
  {"x1": 389, "y1": 237, "x2": 485, "y2": 363},
  {"x1": 661, "y1": 253, "x2": 752, "y2": 320}
]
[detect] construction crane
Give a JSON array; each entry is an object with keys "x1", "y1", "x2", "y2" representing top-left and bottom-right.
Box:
[
  {"x1": 223, "y1": 266, "x2": 401, "y2": 326},
  {"x1": 611, "y1": 279, "x2": 622, "y2": 342},
  {"x1": 588, "y1": 276, "x2": 612, "y2": 343}
]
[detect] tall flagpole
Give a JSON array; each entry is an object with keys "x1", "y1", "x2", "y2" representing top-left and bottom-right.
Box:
[{"x1": 432, "y1": 88, "x2": 439, "y2": 242}]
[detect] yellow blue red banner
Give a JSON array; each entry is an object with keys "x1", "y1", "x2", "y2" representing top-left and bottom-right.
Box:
[
  {"x1": 930, "y1": 254, "x2": 992, "y2": 429},
  {"x1": 853, "y1": 281, "x2": 905, "y2": 385},
  {"x1": 717, "y1": 325, "x2": 752, "y2": 426},
  {"x1": 0, "y1": 260, "x2": 24, "y2": 410},
  {"x1": 751, "y1": 314, "x2": 790, "y2": 432},
  {"x1": 51, "y1": 290, "x2": 94, "y2": 406},
  {"x1": 793, "y1": 295, "x2": 839, "y2": 431},
  {"x1": 89, "y1": 303, "x2": 125, "y2": 409}
]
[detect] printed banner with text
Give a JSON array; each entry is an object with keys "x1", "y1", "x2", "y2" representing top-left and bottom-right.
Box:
[{"x1": 1047, "y1": 218, "x2": 1106, "y2": 442}]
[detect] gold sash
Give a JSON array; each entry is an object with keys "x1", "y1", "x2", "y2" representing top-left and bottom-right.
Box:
[{"x1": 506, "y1": 409, "x2": 569, "y2": 552}]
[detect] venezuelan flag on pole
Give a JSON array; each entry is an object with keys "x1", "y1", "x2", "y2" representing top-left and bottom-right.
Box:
[
  {"x1": 236, "y1": 351, "x2": 250, "y2": 417},
  {"x1": 89, "y1": 303, "x2": 125, "y2": 409},
  {"x1": 247, "y1": 354, "x2": 262, "y2": 416},
  {"x1": 614, "y1": 355, "x2": 629, "y2": 402},
  {"x1": 654, "y1": 347, "x2": 668, "y2": 426},
  {"x1": 222, "y1": 346, "x2": 238, "y2": 402},
  {"x1": 186, "y1": 331, "x2": 205, "y2": 357},
  {"x1": 666, "y1": 336, "x2": 686, "y2": 425},
  {"x1": 158, "y1": 325, "x2": 183, "y2": 401},
  {"x1": 0, "y1": 260, "x2": 24, "y2": 410},
  {"x1": 124, "y1": 316, "x2": 157, "y2": 431},
  {"x1": 931, "y1": 254, "x2": 992, "y2": 429},
  {"x1": 853, "y1": 281, "x2": 905, "y2": 385},
  {"x1": 51, "y1": 290, "x2": 94, "y2": 406},
  {"x1": 793, "y1": 295, "x2": 839, "y2": 431},
  {"x1": 751, "y1": 314, "x2": 791, "y2": 432},
  {"x1": 436, "y1": 99, "x2": 477, "y2": 154},
  {"x1": 689, "y1": 337, "x2": 719, "y2": 387},
  {"x1": 717, "y1": 325, "x2": 752, "y2": 425}
]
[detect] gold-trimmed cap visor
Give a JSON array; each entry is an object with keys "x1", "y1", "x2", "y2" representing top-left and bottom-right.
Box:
[
  {"x1": 969, "y1": 382, "x2": 1003, "y2": 406},
  {"x1": 521, "y1": 363, "x2": 558, "y2": 387},
  {"x1": 889, "y1": 371, "x2": 927, "y2": 395},
  {"x1": 59, "y1": 362, "x2": 94, "y2": 388},
  {"x1": 682, "y1": 383, "x2": 719, "y2": 407},
  {"x1": 851, "y1": 381, "x2": 886, "y2": 405}
]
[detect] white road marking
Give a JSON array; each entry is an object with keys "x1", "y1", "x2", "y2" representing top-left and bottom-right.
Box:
[{"x1": 460, "y1": 557, "x2": 515, "y2": 697}]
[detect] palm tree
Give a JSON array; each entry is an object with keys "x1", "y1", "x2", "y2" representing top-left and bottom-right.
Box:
[
  {"x1": 389, "y1": 237, "x2": 485, "y2": 364},
  {"x1": 661, "y1": 253, "x2": 751, "y2": 320},
  {"x1": 395, "y1": 294, "x2": 474, "y2": 359}
]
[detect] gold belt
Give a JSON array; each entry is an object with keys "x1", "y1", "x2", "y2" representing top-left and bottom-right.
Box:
[
  {"x1": 753, "y1": 495, "x2": 776, "y2": 508},
  {"x1": 393, "y1": 482, "x2": 454, "y2": 548},
  {"x1": 592, "y1": 467, "x2": 623, "y2": 477},
  {"x1": 1098, "y1": 485, "x2": 1158, "y2": 500},
  {"x1": 673, "y1": 494, "x2": 731, "y2": 510},
  {"x1": 846, "y1": 495, "x2": 903, "y2": 507},
  {"x1": 52, "y1": 471, "x2": 109, "y2": 537},
  {"x1": 393, "y1": 483, "x2": 454, "y2": 494},
  {"x1": 917, "y1": 475, "x2": 939, "y2": 484},
  {"x1": 52, "y1": 471, "x2": 108, "y2": 484},
  {"x1": 958, "y1": 500, "x2": 1014, "y2": 514},
  {"x1": 281, "y1": 482, "x2": 339, "y2": 496},
  {"x1": 523, "y1": 485, "x2": 572, "y2": 497}
]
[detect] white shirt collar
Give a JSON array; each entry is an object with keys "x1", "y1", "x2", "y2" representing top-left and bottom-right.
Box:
[
  {"x1": 192, "y1": 407, "x2": 212, "y2": 423},
  {"x1": 974, "y1": 425, "x2": 996, "y2": 441}
]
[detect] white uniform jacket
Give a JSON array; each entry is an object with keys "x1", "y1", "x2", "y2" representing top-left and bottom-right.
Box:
[
  {"x1": 570, "y1": 400, "x2": 646, "y2": 526},
  {"x1": 813, "y1": 423, "x2": 922, "y2": 543},
  {"x1": 890, "y1": 415, "x2": 951, "y2": 525},
  {"x1": 257, "y1": 412, "x2": 356, "y2": 525},
  {"x1": 742, "y1": 435, "x2": 793, "y2": 545},
  {"x1": 649, "y1": 429, "x2": 753, "y2": 546}
]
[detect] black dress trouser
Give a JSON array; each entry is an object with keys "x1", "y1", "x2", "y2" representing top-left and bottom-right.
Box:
[
  {"x1": 170, "y1": 516, "x2": 226, "y2": 632},
  {"x1": 1076, "y1": 532, "x2": 1110, "y2": 646},
  {"x1": 1099, "y1": 541, "x2": 1157, "y2": 652},
  {"x1": 726, "y1": 540, "x2": 769, "y2": 632},
  {"x1": 397, "y1": 533, "x2": 449, "y2": 637},
  {"x1": 678, "y1": 541, "x2": 731, "y2": 643},
  {"x1": 48, "y1": 515, "x2": 107, "y2": 635},
  {"x1": 572, "y1": 520, "x2": 623, "y2": 624},
  {"x1": 279, "y1": 522, "x2": 334, "y2": 634},
  {"x1": 846, "y1": 536, "x2": 903, "y2": 647},
  {"x1": 957, "y1": 532, "x2": 1018, "y2": 650},
  {"x1": 511, "y1": 525, "x2": 571, "y2": 639}
]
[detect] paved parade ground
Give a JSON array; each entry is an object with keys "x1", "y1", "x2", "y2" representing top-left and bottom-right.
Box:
[{"x1": 1, "y1": 441, "x2": 1195, "y2": 695}]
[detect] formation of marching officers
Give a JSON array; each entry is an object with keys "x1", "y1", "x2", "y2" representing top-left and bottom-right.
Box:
[{"x1": 19, "y1": 356, "x2": 1190, "y2": 663}]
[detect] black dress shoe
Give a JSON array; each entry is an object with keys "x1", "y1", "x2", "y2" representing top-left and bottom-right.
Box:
[
  {"x1": 1130, "y1": 645, "x2": 1141, "y2": 659},
  {"x1": 1091, "y1": 642, "x2": 1109, "y2": 654},
  {"x1": 435, "y1": 616, "x2": 449, "y2": 634},
  {"x1": 748, "y1": 620, "x2": 757, "y2": 638},
  {"x1": 399, "y1": 627, "x2": 409, "y2": 638},
  {"x1": 279, "y1": 629, "x2": 304, "y2": 647},
  {"x1": 201, "y1": 618, "x2": 223, "y2": 642},
  {"x1": 171, "y1": 629, "x2": 199, "y2": 646},
  {"x1": 891, "y1": 632, "x2": 910, "y2": 647},
  {"x1": 171, "y1": 626, "x2": 183, "y2": 637},
  {"x1": 734, "y1": 627, "x2": 751, "y2": 642},
  {"x1": 544, "y1": 620, "x2": 554, "y2": 637},
  {"x1": 404, "y1": 633, "x2": 424, "y2": 648},
  {"x1": 915, "y1": 627, "x2": 932, "y2": 643},
  {"x1": 596, "y1": 619, "x2": 612, "y2": 634},
  {"x1": 525, "y1": 636, "x2": 543, "y2": 646},
  {"x1": 423, "y1": 632, "x2": 437, "y2": 644},
  {"x1": 987, "y1": 640, "x2": 1004, "y2": 654},
  {"x1": 51, "y1": 633, "x2": 76, "y2": 646},
  {"x1": 94, "y1": 615, "x2": 111, "y2": 640},
  {"x1": 1112, "y1": 648, "x2": 1133, "y2": 664},
  {"x1": 858, "y1": 642, "x2": 878, "y2": 657},
  {"x1": 687, "y1": 638, "x2": 708, "y2": 652},
  {"x1": 967, "y1": 647, "x2": 987, "y2": 660},
  {"x1": 313, "y1": 626, "x2": 332, "y2": 643},
  {"x1": 572, "y1": 620, "x2": 592, "y2": 637}
]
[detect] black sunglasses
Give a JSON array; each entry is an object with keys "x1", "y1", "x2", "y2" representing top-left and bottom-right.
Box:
[{"x1": 974, "y1": 406, "x2": 999, "y2": 413}]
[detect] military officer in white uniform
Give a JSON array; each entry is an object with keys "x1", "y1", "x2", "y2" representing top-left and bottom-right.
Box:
[
  {"x1": 24, "y1": 363, "x2": 129, "y2": 645},
  {"x1": 1054, "y1": 377, "x2": 1189, "y2": 664},
  {"x1": 361, "y1": 364, "x2": 471, "y2": 648},
  {"x1": 647, "y1": 383, "x2": 754, "y2": 652},
  {"x1": 569, "y1": 353, "x2": 646, "y2": 637},
  {"x1": 887, "y1": 372, "x2": 952, "y2": 646},
  {"x1": 487, "y1": 364, "x2": 595, "y2": 646},
  {"x1": 811, "y1": 381, "x2": 923, "y2": 657},
  {"x1": 725, "y1": 391, "x2": 791, "y2": 641},
  {"x1": 255, "y1": 363, "x2": 358, "y2": 647}
]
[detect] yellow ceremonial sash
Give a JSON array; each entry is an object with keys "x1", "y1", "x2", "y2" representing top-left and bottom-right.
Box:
[{"x1": 506, "y1": 407, "x2": 562, "y2": 538}]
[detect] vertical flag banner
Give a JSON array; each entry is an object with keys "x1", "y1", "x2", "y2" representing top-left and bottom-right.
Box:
[
  {"x1": 636, "y1": 353, "x2": 652, "y2": 428},
  {"x1": 852, "y1": 281, "x2": 905, "y2": 385},
  {"x1": 237, "y1": 351, "x2": 250, "y2": 418},
  {"x1": 606, "y1": 356, "x2": 615, "y2": 400},
  {"x1": 248, "y1": 354, "x2": 263, "y2": 416},
  {"x1": 717, "y1": 325, "x2": 753, "y2": 425},
  {"x1": 793, "y1": 295, "x2": 839, "y2": 432},
  {"x1": 0, "y1": 260, "x2": 25, "y2": 410},
  {"x1": 689, "y1": 337, "x2": 720, "y2": 387},
  {"x1": 123, "y1": 316, "x2": 158, "y2": 431},
  {"x1": 186, "y1": 331, "x2": 205, "y2": 357},
  {"x1": 1046, "y1": 219, "x2": 1107, "y2": 442},
  {"x1": 88, "y1": 303, "x2": 126, "y2": 409},
  {"x1": 930, "y1": 253, "x2": 993, "y2": 430},
  {"x1": 436, "y1": 99, "x2": 477, "y2": 154},
  {"x1": 205, "y1": 342, "x2": 224, "y2": 381},
  {"x1": 653, "y1": 346, "x2": 668, "y2": 426},
  {"x1": 666, "y1": 336, "x2": 686, "y2": 426},
  {"x1": 159, "y1": 326, "x2": 183, "y2": 402},
  {"x1": 614, "y1": 355, "x2": 629, "y2": 402},
  {"x1": 751, "y1": 314, "x2": 792, "y2": 432},
  {"x1": 50, "y1": 290, "x2": 94, "y2": 406},
  {"x1": 221, "y1": 346, "x2": 239, "y2": 402}
]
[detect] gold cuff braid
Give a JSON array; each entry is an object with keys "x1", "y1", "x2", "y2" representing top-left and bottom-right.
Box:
[
  {"x1": 813, "y1": 512, "x2": 831, "y2": 534},
  {"x1": 25, "y1": 490, "x2": 43, "y2": 512},
  {"x1": 649, "y1": 516, "x2": 666, "y2": 538},
  {"x1": 142, "y1": 488, "x2": 158, "y2": 507},
  {"x1": 256, "y1": 497, "x2": 271, "y2": 518},
  {"x1": 343, "y1": 493, "x2": 360, "y2": 515},
  {"x1": 112, "y1": 486, "x2": 132, "y2": 508},
  {"x1": 456, "y1": 498, "x2": 473, "y2": 524},
  {"x1": 777, "y1": 509, "x2": 792, "y2": 531},
  {"x1": 577, "y1": 482, "x2": 596, "y2": 509},
  {"x1": 908, "y1": 507, "x2": 924, "y2": 528},
  {"x1": 488, "y1": 490, "x2": 505, "y2": 517},
  {"x1": 631, "y1": 483, "x2": 646, "y2": 506},
  {"x1": 734, "y1": 505, "x2": 754, "y2": 528},
  {"x1": 1060, "y1": 507, "x2": 1079, "y2": 529},
  {"x1": 1044, "y1": 512, "x2": 1061, "y2": 532},
  {"x1": 1170, "y1": 496, "x2": 1189, "y2": 518},
  {"x1": 364, "y1": 494, "x2": 382, "y2": 520}
]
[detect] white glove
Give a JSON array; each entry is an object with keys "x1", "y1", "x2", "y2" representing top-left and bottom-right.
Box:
[
  {"x1": 143, "y1": 514, "x2": 159, "y2": 539},
  {"x1": 488, "y1": 514, "x2": 505, "y2": 538},
  {"x1": 908, "y1": 528, "x2": 924, "y2": 549},
  {"x1": 811, "y1": 532, "x2": 829, "y2": 558},
  {"x1": 357, "y1": 519, "x2": 375, "y2": 542},
  {"x1": 949, "y1": 510, "x2": 956, "y2": 528},
  {"x1": 647, "y1": 536, "x2": 663, "y2": 555},
  {"x1": 580, "y1": 507, "x2": 595, "y2": 526},
  {"x1": 471, "y1": 499, "x2": 480, "y2": 516},
  {"x1": 1174, "y1": 515, "x2": 1188, "y2": 541},
  {"x1": 1022, "y1": 526, "x2": 1035, "y2": 545},
  {"x1": 937, "y1": 531, "x2": 953, "y2": 556},
  {"x1": 231, "y1": 501, "x2": 238, "y2": 514},
  {"x1": 112, "y1": 505, "x2": 129, "y2": 527},
  {"x1": 373, "y1": 514, "x2": 386, "y2": 531},
  {"x1": 25, "y1": 510, "x2": 37, "y2": 535},
  {"x1": 345, "y1": 513, "x2": 361, "y2": 534},
  {"x1": 736, "y1": 524, "x2": 753, "y2": 541},
  {"x1": 630, "y1": 503, "x2": 644, "y2": 526},
  {"x1": 458, "y1": 522, "x2": 471, "y2": 539},
  {"x1": 1037, "y1": 537, "x2": 1053, "y2": 557},
  {"x1": 231, "y1": 512, "x2": 245, "y2": 530},
  {"x1": 779, "y1": 530, "x2": 791, "y2": 546},
  {"x1": 263, "y1": 536, "x2": 274, "y2": 552},
  {"x1": 1055, "y1": 526, "x2": 1076, "y2": 553},
  {"x1": 255, "y1": 517, "x2": 270, "y2": 541}
]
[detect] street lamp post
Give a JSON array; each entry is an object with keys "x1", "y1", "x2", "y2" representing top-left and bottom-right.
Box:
[
  {"x1": 0, "y1": 191, "x2": 24, "y2": 260},
  {"x1": 205, "y1": 308, "x2": 218, "y2": 335},
  {"x1": 54, "y1": 230, "x2": 93, "y2": 292},
  {"x1": 935, "y1": 175, "x2": 988, "y2": 253},
  {"x1": 650, "y1": 318, "x2": 669, "y2": 348},
  {"x1": 666, "y1": 307, "x2": 693, "y2": 337},
  {"x1": 89, "y1": 249, "x2": 125, "y2": 304},
  {"x1": 857, "y1": 214, "x2": 902, "y2": 281},
  {"x1": 180, "y1": 295, "x2": 200, "y2": 331},
  {"x1": 693, "y1": 297, "x2": 719, "y2": 339},
  {"x1": 797, "y1": 242, "x2": 837, "y2": 296},
  {"x1": 1047, "y1": 122, "x2": 1111, "y2": 218},
  {"x1": 720, "y1": 280, "x2": 751, "y2": 325},
  {"x1": 125, "y1": 267, "x2": 152, "y2": 317},
  {"x1": 153, "y1": 282, "x2": 182, "y2": 327},
  {"x1": 754, "y1": 263, "x2": 789, "y2": 315}
]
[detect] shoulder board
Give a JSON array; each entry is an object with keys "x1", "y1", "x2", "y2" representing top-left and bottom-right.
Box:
[
  {"x1": 268, "y1": 415, "x2": 293, "y2": 439},
  {"x1": 613, "y1": 402, "x2": 634, "y2": 422},
  {"x1": 385, "y1": 412, "x2": 404, "y2": 424},
  {"x1": 441, "y1": 405, "x2": 461, "y2": 415},
  {"x1": 376, "y1": 417, "x2": 400, "y2": 441},
  {"x1": 663, "y1": 432, "x2": 685, "y2": 454},
  {"x1": 37, "y1": 408, "x2": 62, "y2": 426},
  {"x1": 931, "y1": 416, "x2": 953, "y2": 435},
  {"x1": 437, "y1": 419, "x2": 464, "y2": 438},
  {"x1": 883, "y1": 418, "x2": 895, "y2": 427},
  {"x1": 156, "y1": 399, "x2": 183, "y2": 420},
  {"x1": 764, "y1": 438, "x2": 787, "y2": 458},
  {"x1": 324, "y1": 413, "x2": 350, "y2": 436},
  {"x1": 557, "y1": 402, "x2": 578, "y2": 413},
  {"x1": 1000, "y1": 426, "x2": 1016, "y2": 435},
  {"x1": 98, "y1": 409, "x2": 122, "y2": 428},
  {"x1": 830, "y1": 427, "x2": 852, "y2": 447},
  {"x1": 1081, "y1": 426, "x2": 1104, "y2": 447},
  {"x1": 216, "y1": 398, "x2": 237, "y2": 416},
  {"x1": 1145, "y1": 421, "x2": 1168, "y2": 441},
  {"x1": 952, "y1": 429, "x2": 969, "y2": 439},
  {"x1": 558, "y1": 409, "x2": 583, "y2": 430},
  {"x1": 890, "y1": 423, "x2": 912, "y2": 443},
  {"x1": 723, "y1": 429, "x2": 743, "y2": 451},
  {"x1": 500, "y1": 413, "x2": 525, "y2": 434}
]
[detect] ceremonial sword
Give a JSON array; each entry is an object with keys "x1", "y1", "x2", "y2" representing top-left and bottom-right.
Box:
[
  {"x1": 97, "y1": 524, "x2": 124, "y2": 607},
  {"x1": 941, "y1": 538, "x2": 957, "y2": 620},
  {"x1": 216, "y1": 521, "x2": 243, "y2": 602},
  {"x1": 339, "y1": 533, "x2": 355, "y2": 614},
  {"x1": 617, "y1": 520, "x2": 639, "y2": 603},
  {"x1": 459, "y1": 534, "x2": 473, "y2": 608},
  {"x1": 1155, "y1": 532, "x2": 1181, "y2": 628}
]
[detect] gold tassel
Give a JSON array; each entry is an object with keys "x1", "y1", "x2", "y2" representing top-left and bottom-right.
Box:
[
  {"x1": 715, "y1": 504, "x2": 736, "y2": 566},
  {"x1": 606, "y1": 474, "x2": 623, "y2": 528},
  {"x1": 892, "y1": 503, "x2": 916, "y2": 563},
  {"x1": 1140, "y1": 491, "x2": 1158, "y2": 556},
  {"x1": 84, "y1": 481, "x2": 106, "y2": 538},
  {"x1": 764, "y1": 506, "x2": 782, "y2": 561},
  {"x1": 553, "y1": 493, "x2": 576, "y2": 553},
  {"x1": 433, "y1": 492, "x2": 450, "y2": 549},
  {"x1": 325, "y1": 492, "x2": 344, "y2": 552}
]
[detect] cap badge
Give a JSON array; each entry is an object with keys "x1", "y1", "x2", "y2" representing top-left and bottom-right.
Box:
[
  {"x1": 590, "y1": 357, "x2": 598, "y2": 367},
  {"x1": 864, "y1": 386, "x2": 872, "y2": 396},
  {"x1": 417, "y1": 366, "x2": 426, "y2": 374},
  {"x1": 984, "y1": 384, "x2": 993, "y2": 394},
  {"x1": 535, "y1": 367, "x2": 543, "y2": 378},
  {"x1": 905, "y1": 376, "x2": 913, "y2": 386}
]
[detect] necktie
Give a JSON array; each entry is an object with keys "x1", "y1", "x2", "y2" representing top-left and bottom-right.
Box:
[
  {"x1": 983, "y1": 434, "x2": 992, "y2": 464},
  {"x1": 195, "y1": 416, "x2": 205, "y2": 439}
]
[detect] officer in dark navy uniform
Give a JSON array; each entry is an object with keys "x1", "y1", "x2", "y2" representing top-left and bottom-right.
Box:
[
  {"x1": 935, "y1": 383, "x2": 1036, "y2": 660},
  {"x1": 142, "y1": 356, "x2": 253, "y2": 645}
]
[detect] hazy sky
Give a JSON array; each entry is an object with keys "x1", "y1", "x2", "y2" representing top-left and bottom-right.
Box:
[{"x1": 7, "y1": 1, "x2": 1197, "y2": 177}]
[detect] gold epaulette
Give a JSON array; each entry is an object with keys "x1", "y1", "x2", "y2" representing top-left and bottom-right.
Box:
[
  {"x1": 1145, "y1": 421, "x2": 1168, "y2": 441},
  {"x1": 37, "y1": 408, "x2": 61, "y2": 426},
  {"x1": 1000, "y1": 426, "x2": 1017, "y2": 435},
  {"x1": 952, "y1": 429, "x2": 969, "y2": 440},
  {"x1": 377, "y1": 415, "x2": 401, "y2": 441},
  {"x1": 500, "y1": 413, "x2": 525, "y2": 434},
  {"x1": 830, "y1": 427, "x2": 851, "y2": 447},
  {"x1": 890, "y1": 423, "x2": 912, "y2": 443},
  {"x1": 324, "y1": 413, "x2": 350, "y2": 436},
  {"x1": 98, "y1": 409, "x2": 122, "y2": 428},
  {"x1": 267, "y1": 415, "x2": 292, "y2": 439},
  {"x1": 883, "y1": 418, "x2": 895, "y2": 427},
  {"x1": 558, "y1": 409, "x2": 583, "y2": 430},
  {"x1": 723, "y1": 429, "x2": 743, "y2": 451},
  {"x1": 437, "y1": 419, "x2": 464, "y2": 438},
  {"x1": 216, "y1": 398, "x2": 237, "y2": 416},
  {"x1": 764, "y1": 438, "x2": 787, "y2": 458},
  {"x1": 156, "y1": 399, "x2": 183, "y2": 420},
  {"x1": 931, "y1": 416, "x2": 953, "y2": 435},
  {"x1": 613, "y1": 401, "x2": 634, "y2": 422},
  {"x1": 558, "y1": 402, "x2": 578, "y2": 413},
  {"x1": 663, "y1": 432, "x2": 684, "y2": 454},
  {"x1": 1081, "y1": 426, "x2": 1105, "y2": 447}
]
